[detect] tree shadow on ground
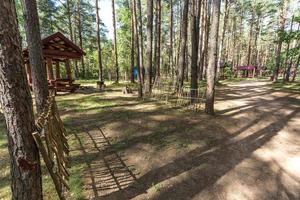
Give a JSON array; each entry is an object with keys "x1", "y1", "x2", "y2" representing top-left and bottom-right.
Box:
[
  {"x1": 63, "y1": 82, "x2": 300, "y2": 200},
  {"x1": 71, "y1": 126, "x2": 141, "y2": 199},
  {"x1": 99, "y1": 108, "x2": 299, "y2": 200}
]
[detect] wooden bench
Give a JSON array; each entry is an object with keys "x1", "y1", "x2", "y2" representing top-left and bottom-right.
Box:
[{"x1": 49, "y1": 79, "x2": 80, "y2": 93}]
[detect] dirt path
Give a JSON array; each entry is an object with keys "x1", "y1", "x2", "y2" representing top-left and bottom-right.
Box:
[{"x1": 67, "y1": 80, "x2": 300, "y2": 200}]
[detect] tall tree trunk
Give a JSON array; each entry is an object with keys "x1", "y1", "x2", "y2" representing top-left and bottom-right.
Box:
[
  {"x1": 0, "y1": 1, "x2": 42, "y2": 199},
  {"x1": 177, "y1": 0, "x2": 189, "y2": 91},
  {"x1": 77, "y1": 0, "x2": 85, "y2": 78},
  {"x1": 137, "y1": 0, "x2": 144, "y2": 82},
  {"x1": 216, "y1": 0, "x2": 229, "y2": 79},
  {"x1": 291, "y1": 51, "x2": 300, "y2": 82},
  {"x1": 246, "y1": 12, "x2": 254, "y2": 66},
  {"x1": 232, "y1": 15, "x2": 238, "y2": 69},
  {"x1": 156, "y1": 0, "x2": 162, "y2": 78},
  {"x1": 130, "y1": 0, "x2": 135, "y2": 83},
  {"x1": 253, "y1": 18, "x2": 261, "y2": 67},
  {"x1": 22, "y1": 0, "x2": 49, "y2": 114},
  {"x1": 198, "y1": 0, "x2": 205, "y2": 80},
  {"x1": 132, "y1": 0, "x2": 143, "y2": 97},
  {"x1": 284, "y1": 15, "x2": 294, "y2": 82},
  {"x1": 205, "y1": 0, "x2": 221, "y2": 115},
  {"x1": 173, "y1": 3, "x2": 183, "y2": 89},
  {"x1": 169, "y1": 0, "x2": 174, "y2": 76},
  {"x1": 145, "y1": 0, "x2": 153, "y2": 93},
  {"x1": 74, "y1": 26, "x2": 80, "y2": 78},
  {"x1": 237, "y1": 15, "x2": 243, "y2": 68},
  {"x1": 201, "y1": 0, "x2": 211, "y2": 80},
  {"x1": 66, "y1": 0, "x2": 73, "y2": 41},
  {"x1": 272, "y1": 0, "x2": 288, "y2": 82},
  {"x1": 96, "y1": 0, "x2": 103, "y2": 82},
  {"x1": 153, "y1": 1, "x2": 158, "y2": 79},
  {"x1": 191, "y1": 0, "x2": 201, "y2": 99},
  {"x1": 112, "y1": 0, "x2": 119, "y2": 82},
  {"x1": 66, "y1": 0, "x2": 79, "y2": 78}
]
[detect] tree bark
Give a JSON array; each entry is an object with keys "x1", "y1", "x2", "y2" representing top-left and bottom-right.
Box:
[
  {"x1": 137, "y1": 0, "x2": 144, "y2": 82},
  {"x1": 284, "y1": 15, "x2": 294, "y2": 82},
  {"x1": 198, "y1": 0, "x2": 206, "y2": 80},
  {"x1": 153, "y1": 0, "x2": 158, "y2": 79},
  {"x1": 246, "y1": 12, "x2": 254, "y2": 67},
  {"x1": 156, "y1": 0, "x2": 162, "y2": 78},
  {"x1": 21, "y1": 0, "x2": 49, "y2": 115},
  {"x1": 291, "y1": 52, "x2": 300, "y2": 82},
  {"x1": 253, "y1": 18, "x2": 261, "y2": 67},
  {"x1": 205, "y1": 0, "x2": 221, "y2": 115},
  {"x1": 77, "y1": 0, "x2": 85, "y2": 78},
  {"x1": 130, "y1": 0, "x2": 135, "y2": 83},
  {"x1": 237, "y1": 14, "x2": 243, "y2": 68},
  {"x1": 132, "y1": 0, "x2": 143, "y2": 97},
  {"x1": 190, "y1": 0, "x2": 201, "y2": 99},
  {"x1": 96, "y1": 0, "x2": 103, "y2": 82},
  {"x1": 169, "y1": 0, "x2": 174, "y2": 76},
  {"x1": 201, "y1": 0, "x2": 212, "y2": 80},
  {"x1": 66, "y1": 0, "x2": 73, "y2": 41},
  {"x1": 177, "y1": 0, "x2": 189, "y2": 91},
  {"x1": 66, "y1": 0, "x2": 79, "y2": 78},
  {"x1": 112, "y1": 0, "x2": 119, "y2": 82},
  {"x1": 173, "y1": 3, "x2": 183, "y2": 89},
  {"x1": 272, "y1": 0, "x2": 288, "y2": 82},
  {"x1": 0, "y1": 1, "x2": 42, "y2": 199},
  {"x1": 145, "y1": 0, "x2": 153, "y2": 93},
  {"x1": 216, "y1": 0, "x2": 229, "y2": 80}
]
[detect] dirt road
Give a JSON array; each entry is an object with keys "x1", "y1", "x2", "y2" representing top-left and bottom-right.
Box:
[{"x1": 68, "y1": 80, "x2": 300, "y2": 200}]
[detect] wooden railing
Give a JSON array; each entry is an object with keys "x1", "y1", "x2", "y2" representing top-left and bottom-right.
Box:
[{"x1": 33, "y1": 90, "x2": 69, "y2": 200}]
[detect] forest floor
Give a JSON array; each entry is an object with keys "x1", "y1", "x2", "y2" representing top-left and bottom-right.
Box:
[{"x1": 0, "y1": 79, "x2": 300, "y2": 200}]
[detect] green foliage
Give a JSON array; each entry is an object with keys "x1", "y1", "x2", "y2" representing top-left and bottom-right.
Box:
[
  {"x1": 116, "y1": 1, "x2": 132, "y2": 73},
  {"x1": 13, "y1": 0, "x2": 300, "y2": 82},
  {"x1": 38, "y1": 0, "x2": 59, "y2": 36},
  {"x1": 224, "y1": 64, "x2": 234, "y2": 79}
]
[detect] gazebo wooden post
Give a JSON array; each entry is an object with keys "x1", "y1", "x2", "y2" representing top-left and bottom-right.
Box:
[
  {"x1": 55, "y1": 61, "x2": 61, "y2": 79},
  {"x1": 65, "y1": 59, "x2": 72, "y2": 81},
  {"x1": 46, "y1": 57, "x2": 54, "y2": 80},
  {"x1": 253, "y1": 68, "x2": 256, "y2": 78}
]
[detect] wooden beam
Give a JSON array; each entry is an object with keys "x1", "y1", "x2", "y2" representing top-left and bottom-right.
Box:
[
  {"x1": 43, "y1": 49, "x2": 82, "y2": 59},
  {"x1": 41, "y1": 32, "x2": 85, "y2": 54},
  {"x1": 46, "y1": 57, "x2": 54, "y2": 80},
  {"x1": 65, "y1": 59, "x2": 72, "y2": 81},
  {"x1": 55, "y1": 61, "x2": 61, "y2": 79}
]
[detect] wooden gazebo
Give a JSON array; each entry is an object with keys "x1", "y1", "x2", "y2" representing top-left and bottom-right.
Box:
[
  {"x1": 23, "y1": 32, "x2": 85, "y2": 93},
  {"x1": 235, "y1": 66, "x2": 257, "y2": 78}
]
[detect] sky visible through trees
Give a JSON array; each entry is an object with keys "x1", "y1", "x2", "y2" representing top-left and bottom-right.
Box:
[{"x1": 14, "y1": 0, "x2": 300, "y2": 85}]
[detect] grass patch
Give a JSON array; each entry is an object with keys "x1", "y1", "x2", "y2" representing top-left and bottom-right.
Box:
[
  {"x1": 271, "y1": 81, "x2": 300, "y2": 91},
  {"x1": 56, "y1": 94, "x2": 119, "y2": 113},
  {"x1": 75, "y1": 79, "x2": 99, "y2": 87},
  {"x1": 219, "y1": 77, "x2": 268, "y2": 85},
  {"x1": 109, "y1": 81, "x2": 139, "y2": 89},
  {"x1": 0, "y1": 115, "x2": 10, "y2": 200}
]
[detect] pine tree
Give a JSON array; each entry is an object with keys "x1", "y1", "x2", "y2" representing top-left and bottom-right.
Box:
[
  {"x1": 145, "y1": 0, "x2": 153, "y2": 93},
  {"x1": 205, "y1": 0, "x2": 221, "y2": 115},
  {"x1": 0, "y1": 1, "x2": 42, "y2": 198}
]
